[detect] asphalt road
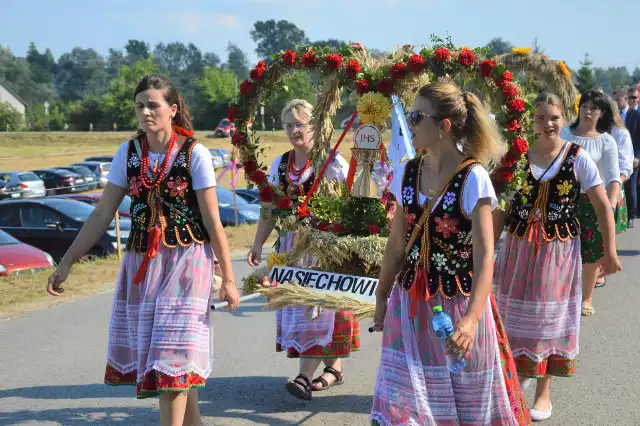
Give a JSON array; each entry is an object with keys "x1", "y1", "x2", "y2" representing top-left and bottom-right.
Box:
[{"x1": 1, "y1": 230, "x2": 639, "y2": 426}]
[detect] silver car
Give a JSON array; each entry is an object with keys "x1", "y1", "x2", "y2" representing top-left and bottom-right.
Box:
[
  {"x1": 0, "y1": 172, "x2": 46, "y2": 198},
  {"x1": 72, "y1": 161, "x2": 111, "y2": 188},
  {"x1": 209, "y1": 150, "x2": 225, "y2": 170}
]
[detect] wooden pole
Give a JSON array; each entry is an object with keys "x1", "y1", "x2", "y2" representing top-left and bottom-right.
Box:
[
  {"x1": 231, "y1": 148, "x2": 239, "y2": 226},
  {"x1": 115, "y1": 211, "x2": 122, "y2": 260}
]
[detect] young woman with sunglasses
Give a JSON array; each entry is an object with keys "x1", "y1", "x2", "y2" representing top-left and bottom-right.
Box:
[
  {"x1": 371, "y1": 82, "x2": 530, "y2": 425},
  {"x1": 247, "y1": 99, "x2": 359, "y2": 401},
  {"x1": 560, "y1": 90, "x2": 622, "y2": 316}
]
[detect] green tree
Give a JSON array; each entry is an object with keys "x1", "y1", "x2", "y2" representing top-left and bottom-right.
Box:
[
  {"x1": 632, "y1": 67, "x2": 640, "y2": 84},
  {"x1": 265, "y1": 71, "x2": 315, "y2": 127},
  {"x1": 0, "y1": 102, "x2": 23, "y2": 131},
  {"x1": 486, "y1": 37, "x2": 513, "y2": 57},
  {"x1": 192, "y1": 66, "x2": 237, "y2": 129},
  {"x1": 311, "y1": 39, "x2": 344, "y2": 50},
  {"x1": 576, "y1": 53, "x2": 597, "y2": 94},
  {"x1": 250, "y1": 20, "x2": 309, "y2": 58},
  {"x1": 55, "y1": 47, "x2": 108, "y2": 101},
  {"x1": 124, "y1": 40, "x2": 150, "y2": 65},
  {"x1": 224, "y1": 43, "x2": 249, "y2": 80}
]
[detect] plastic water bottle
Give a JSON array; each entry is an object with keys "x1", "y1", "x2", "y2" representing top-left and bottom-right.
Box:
[{"x1": 431, "y1": 305, "x2": 467, "y2": 373}]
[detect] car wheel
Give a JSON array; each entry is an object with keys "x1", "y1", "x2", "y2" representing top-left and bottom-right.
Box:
[{"x1": 79, "y1": 248, "x2": 104, "y2": 262}]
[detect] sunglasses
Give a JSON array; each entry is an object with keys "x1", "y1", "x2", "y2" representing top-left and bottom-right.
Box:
[
  {"x1": 407, "y1": 110, "x2": 440, "y2": 126},
  {"x1": 629, "y1": 96, "x2": 638, "y2": 100},
  {"x1": 282, "y1": 123, "x2": 309, "y2": 131}
]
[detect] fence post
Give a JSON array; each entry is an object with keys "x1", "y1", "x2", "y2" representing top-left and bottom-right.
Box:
[{"x1": 115, "y1": 211, "x2": 122, "y2": 260}]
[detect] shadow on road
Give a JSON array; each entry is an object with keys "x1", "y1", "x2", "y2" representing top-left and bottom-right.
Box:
[
  {"x1": 617, "y1": 249, "x2": 640, "y2": 257},
  {"x1": 0, "y1": 376, "x2": 372, "y2": 425}
]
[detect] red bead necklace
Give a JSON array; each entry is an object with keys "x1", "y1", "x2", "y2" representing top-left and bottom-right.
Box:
[
  {"x1": 139, "y1": 131, "x2": 177, "y2": 189},
  {"x1": 287, "y1": 150, "x2": 311, "y2": 180}
]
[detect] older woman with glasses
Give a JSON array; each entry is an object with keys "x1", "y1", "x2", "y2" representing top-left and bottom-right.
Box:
[{"x1": 248, "y1": 99, "x2": 358, "y2": 401}]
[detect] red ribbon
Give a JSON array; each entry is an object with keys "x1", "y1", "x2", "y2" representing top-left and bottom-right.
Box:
[
  {"x1": 133, "y1": 226, "x2": 162, "y2": 285},
  {"x1": 172, "y1": 124, "x2": 194, "y2": 137},
  {"x1": 345, "y1": 156, "x2": 359, "y2": 192}
]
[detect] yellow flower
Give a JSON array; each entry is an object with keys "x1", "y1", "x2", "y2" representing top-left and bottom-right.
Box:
[
  {"x1": 460, "y1": 46, "x2": 471, "y2": 51},
  {"x1": 267, "y1": 252, "x2": 287, "y2": 270},
  {"x1": 574, "y1": 95, "x2": 581, "y2": 115},
  {"x1": 357, "y1": 92, "x2": 392, "y2": 127},
  {"x1": 512, "y1": 47, "x2": 532, "y2": 55},
  {"x1": 557, "y1": 180, "x2": 573, "y2": 196},
  {"x1": 521, "y1": 180, "x2": 534, "y2": 195},
  {"x1": 558, "y1": 61, "x2": 571, "y2": 77}
]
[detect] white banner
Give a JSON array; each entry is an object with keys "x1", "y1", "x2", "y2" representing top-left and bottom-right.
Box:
[{"x1": 269, "y1": 266, "x2": 378, "y2": 304}]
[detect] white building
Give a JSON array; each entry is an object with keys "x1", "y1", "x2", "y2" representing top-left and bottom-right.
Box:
[{"x1": 0, "y1": 80, "x2": 27, "y2": 118}]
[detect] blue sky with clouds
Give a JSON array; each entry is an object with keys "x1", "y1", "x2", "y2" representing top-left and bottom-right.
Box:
[{"x1": 1, "y1": 0, "x2": 637, "y2": 71}]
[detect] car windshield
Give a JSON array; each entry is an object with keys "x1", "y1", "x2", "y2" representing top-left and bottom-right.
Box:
[
  {"x1": 219, "y1": 119, "x2": 231, "y2": 126},
  {"x1": 46, "y1": 199, "x2": 96, "y2": 221},
  {"x1": 0, "y1": 229, "x2": 19, "y2": 245},
  {"x1": 18, "y1": 172, "x2": 41, "y2": 182},
  {"x1": 102, "y1": 163, "x2": 112, "y2": 172},
  {"x1": 216, "y1": 187, "x2": 248, "y2": 207}
]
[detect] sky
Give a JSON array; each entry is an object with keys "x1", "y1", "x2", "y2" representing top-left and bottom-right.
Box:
[{"x1": 1, "y1": 0, "x2": 638, "y2": 71}]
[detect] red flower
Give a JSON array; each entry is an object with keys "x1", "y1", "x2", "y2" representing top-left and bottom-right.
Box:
[
  {"x1": 325, "y1": 53, "x2": 343, "y2": 70},
  {"x1": 434, "y1": 213, "x2": 459, "y2": 238},
  {"x1": 345, "y1": 59, "x2": 361, "y2": 78},
  {"x1": 330, "y1": 223, "x2": 345, "y2": 233},
  {"x1": 128, "y1": 176, "x2": 142, "y2": 197},
  {"x1": 227, "y1": 105, "x2": 238, "y2": 122},
  {"x1": 259, "y1": 186, "x2": 275, "y2": 203},
  {"x1": 242, "y1": 159, "x2": 258, "y2": 174},
  {"x1": 318, "y1": 223, "x2": 329, "y2": 231},
  {"x1": 368, "y1": 224, "x2": 381, "y2": 235},
  {"x1": 389, "y1": 63, "x2": 406, "y2": 80},
  {"x1": 407, "y1": 54, "x2": 425, "y2": 73},
  {"x1": 231, "y1": 132, "x2": 246, "y2": 147},
  {"x1": 434, "y1": 47, "x2": 451, "y2": 62},
  {"x1": 250, "y1": 66, "x2": 264, "y2": 81},
  {"x1": 355, "y1": 79, "x2": 370, "y2": 94},
  {"x1": 281, "y1": 49, "x2": 297, "y2": 66},
  {"x1": 505, "y1": 118, "x2": 520, "y2": 132},
  {"x1": 502, "y1": 83, "x2": 518, "y2": 99},
  {"x1": 255, "y1": 60, "x2": 266, "y2": 70},
  {"x1": 167, "y1": 176, "x2": 188, "y2": 198},
  {"x1": 302, "y1": 51, "x2": 318, "y2": 67},
  {"x1": 276, "y1": 196, "x2": 292, "y2": 210},
  {"x1": 498, "y1": 168, "x2": 514, "y2": 183},
  {"x1": 297, "y1": 206, "x2": 311, "y2": 218},
  {"x1": 495, "y1": 71, "x2": 514, "y2": 87},
  {"x1": 457, "y1": 49, "x2": 476, "y2": 67},
  {"x1": 376, "y1": 78, "x2": 394, "y2": 95},
  {"x1": 508, "y1": 98, "x2": 526, "y2": 114},
  {"x1": 479, "y1": 59, "x2": 496, "y2": 77},
  {"x1": 511, "y1": 137, "x2": 529, "y2": 155},
  {"x1": 250, "y1": 170, "x2": 268, "y2": 186},
  {"x1": 290, "y1": 186, "x2": 302, "y2": 197},
  {"x1": 239, "y1": 80, "x2": 254, "y2": 96},
  {"x1": 501, "y1": 155, "x2": 518, "y2": 169}
]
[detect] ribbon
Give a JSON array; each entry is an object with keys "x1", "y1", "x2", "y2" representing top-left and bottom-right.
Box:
[
  {"x1": 172, "y1": 124, "x2": 194, "y2": 137},
  {"x1": 216, "y1": 159, "x2": 239, "y2": 188},
  {"x1": 133, "y1": 226, "x2": 162, "y2": 285}
]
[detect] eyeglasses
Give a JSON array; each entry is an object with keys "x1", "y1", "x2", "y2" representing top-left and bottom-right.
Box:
[
  {"x1": 407, "y1": 110, "x2": 439, "y2": 126},
  {"x1": 629, "y1": 96, "x2": 638, "y2": 100},
  {"x1": 282, "y1": 123, "x2": 309, "y2": 131}
]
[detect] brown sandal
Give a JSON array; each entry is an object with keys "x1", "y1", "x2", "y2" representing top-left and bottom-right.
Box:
[
  {"x1": 311, "y1": 366, "x2": 344, "y2": 391},
  {"x1": 285, "y1": 374, "x2": 312, "y2": 400}
]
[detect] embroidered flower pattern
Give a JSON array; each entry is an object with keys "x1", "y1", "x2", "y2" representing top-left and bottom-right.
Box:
[
  {"x1": 405, "y1": 211, "x2": 417, "y2": 230},
  {"x1": 128, "y1": 176, "x2": 142, "y2": 196},
  {"x1": 443, "y1": 191, "x2": 456, "y2": 207},
  {"x1": 431, "y1": 252, "x2": 446, "y2": 269},
  {"x1": 175, "y1": 153, "x2": 187, "y2": 168},
  {"x1": 557, "y1": 180, "x2": 573, "y2": 196},
  {"x1": 457, "y1": 231, "x2": 471, "y2": 245},
  {"x1": 409, "y1": 246, "x2": 420, "y2": 261},
  {"x1": 434, "y1": 213, "x2": 459, "y2": 238},
  {"x1": 402, "y1": 186, "x2": 415, "y2": 205},
  {"x1": 127, "y1": 154, "x2": 140, "y2": 168},
  {"x1": 168, "y1": 176, "x2": 188, "y2": 198},
  {"x1": 521, "y1": 180, "x2": 533, "y2": 195}
]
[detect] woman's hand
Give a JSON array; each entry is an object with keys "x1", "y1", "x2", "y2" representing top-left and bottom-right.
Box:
[
  {"x1": 219, "y1": 280, "x2": 240, "y2": 311},
  {"x1": 47, "y1": 261, "x2": 71, "y2": 296},
  {"x1": 597, "y1": 251, "x2": 622, "y2": 277},
  {"x1": 447, "y1": 315, "x2": 479, "y2": 358},
  {"x1": 247, "y1": 245, "x2": 262, "y2": 267},
  {"x1": 372, "y1": 295, "x2": 388, "y2": 332}
]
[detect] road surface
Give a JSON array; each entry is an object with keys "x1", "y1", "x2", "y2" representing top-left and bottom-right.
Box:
[{"x1": 1, "y1": 230, "x2": 639, "y2": 425}]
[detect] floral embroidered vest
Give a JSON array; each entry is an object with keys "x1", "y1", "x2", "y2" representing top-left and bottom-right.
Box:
[
  {"x1": 125, "y1": 138, "x2": 209, "y2": 254},
  {"x1": 277, "y1": 150, "x2": 315, "y2": 197},
  {"x1": 396, "y1": 157, "x2": 477, "y2": 298},
  {"x1": 507, "y1": 143, "x2": 581, "y2": 241}
]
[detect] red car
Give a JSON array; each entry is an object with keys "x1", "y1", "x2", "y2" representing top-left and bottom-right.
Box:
[
  {"x1": 0, "y1": 229, "x2": 55, "y2": 276},
  {"x1": 50, "y1": 193, "x2": 131, "y2": 218},
  {"x1": 214, "y1": 118, "x2": 253, "y2": 138}
]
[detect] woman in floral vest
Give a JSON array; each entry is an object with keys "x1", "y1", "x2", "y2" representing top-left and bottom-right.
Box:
[
  {"x1": 493, "y1": 93, "x2": 620, "y2": 422},
  {"x1": 371, "y1": 81, "x2": 531, "y2": 425},
  {"x1": 47, "y1": 74, "x2": 239, "y2": 426}
]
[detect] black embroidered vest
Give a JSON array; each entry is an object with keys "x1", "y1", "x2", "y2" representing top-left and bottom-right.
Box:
[
  {"x1": 396, "y1": 157, "x2": 477, "y2": 298},
  {"x1": 277, "y1": 150, "x2": 315, "y2": 197},
  {"x1": 507, "y1": 143, "x2": 581, "y2": 241},
  {"x1": 125, "y1": 138, "x2": 209, "y2": 254}
]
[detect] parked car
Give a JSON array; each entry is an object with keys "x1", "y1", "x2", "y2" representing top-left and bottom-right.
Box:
[
  {"x1": 210, "y1": 148, "x2": 231, "y2": 167},
  {"x1": 0, "y1": 172, "x2": 46, "y2": 198},
  {"x1": 54, "y1": 165, "x2": 99, "y2": 191},
  {"x1": 33, "y1": 168, "x2": 86, "y2": 195},
  {"x1": 0, "y1": 229, "x2": 55, "y2": 276},
  {"x1": 340, "y1": 114, "x2": 361, "y2": 129},
  {"x1": 216, "y1": 186, "x2": 261, "y2": 226},
  {"x1": 209, "y1": 149, "x2": 225, "y2": 169},
  {"x1": 214, "y1": 119, "x2": 235, "y2": 137},
  {"x1": 72, "y1": 161, "x2": 111, "y2": 188},
  {"x1": 0, "y1": 198, "x2": 130, "y2": 262},
  {"x1": 84, "y1": 155, "x2": 114, "y2": 163},
  {"x1": 0, "y1": 178, "x2": 24, "y2": 200},
  {"x1": 234, "y1": 187, "x2": 260, "y2": 204},
  {"x1": 51, "y1": 193, "x2": 132, "y2": 218}
]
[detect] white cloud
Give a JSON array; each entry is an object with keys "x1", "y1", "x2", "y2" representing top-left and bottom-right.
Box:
[{"x1": 178, "y1": 12, "x2": 240, "y2": 35}]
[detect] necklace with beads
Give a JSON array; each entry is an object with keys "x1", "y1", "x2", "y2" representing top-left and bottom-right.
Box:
[{"x1": 139, "y1": 131, "x2": 177, "y2": 189}]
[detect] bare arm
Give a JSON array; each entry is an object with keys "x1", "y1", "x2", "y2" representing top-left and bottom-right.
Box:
[
  {"x1": 465, "y1": 199, "x2": 495, "y2": 322},
  {"x1": 606, "y1": 181, "x2": 621, "y2": 208},
  {"x1": 252, "y1": 216, "x2": 276, "y2": 250},
  {"x1": 59, "y1": 183, "x2": 126, "y2": 268},
  {"x1": 492, "y1": 207, "x2": 508, "y2": 246},
  {"x1": 196, "y1": 187, "x2": 234, "y2": 283},
  {"x1": 376, "y1": 204, "x2": 407, "y2": 300}
]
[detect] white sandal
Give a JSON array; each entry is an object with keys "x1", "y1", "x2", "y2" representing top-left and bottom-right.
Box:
[{"x1": 530, "y1": 403, "x2": 552, "y2": 422}]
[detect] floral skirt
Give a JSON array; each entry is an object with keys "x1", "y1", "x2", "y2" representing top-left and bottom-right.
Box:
[
  {"x1": 577, "y1": 194, "x2": 604, "y2": 264},
  {"x1": 277, "y1": 310, "x2": 360, "y2": 358},
  {"x1": 615, "y1": 190, "x2": 629, "y2": 234},
  {"x1": 104, "y1": 243, "x2": 215, "y2": 399},
  {"x1": 494, "y1": 233, "x2": 581, "y2": 379},
  {"x1": 370, "y1": 288, "x2": 531, "y2": 426}
]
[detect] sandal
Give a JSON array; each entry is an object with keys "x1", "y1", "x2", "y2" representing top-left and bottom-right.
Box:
[
  {"x1": 311, "y1": 366, "x2": 344, "y2": 391},
  {"x1": 581, "y1": 303, "x2": 595, "y2": 316},
  {"x1": 595, "y1": 278, "x2": 606, "y2": 288},
  {"x1": 285, "y1": 374, "x2": 312, "y2": 400}
]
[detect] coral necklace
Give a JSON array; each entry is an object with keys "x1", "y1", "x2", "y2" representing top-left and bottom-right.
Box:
[
  {"x1": 139, "y1": 131, "x2": 177, "y2": 189},
  {"x1": 287, "y1": 150, "x2": 311, "y2": 180}
]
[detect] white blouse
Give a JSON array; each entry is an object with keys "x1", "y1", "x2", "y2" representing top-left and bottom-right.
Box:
[{"x1": 610, "y1": 126, "x2": 634, "y2": 179}]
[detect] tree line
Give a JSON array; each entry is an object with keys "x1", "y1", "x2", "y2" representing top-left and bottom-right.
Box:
[{"x1": 0, "y1": 22, "x2": 638, "y2": 132}]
